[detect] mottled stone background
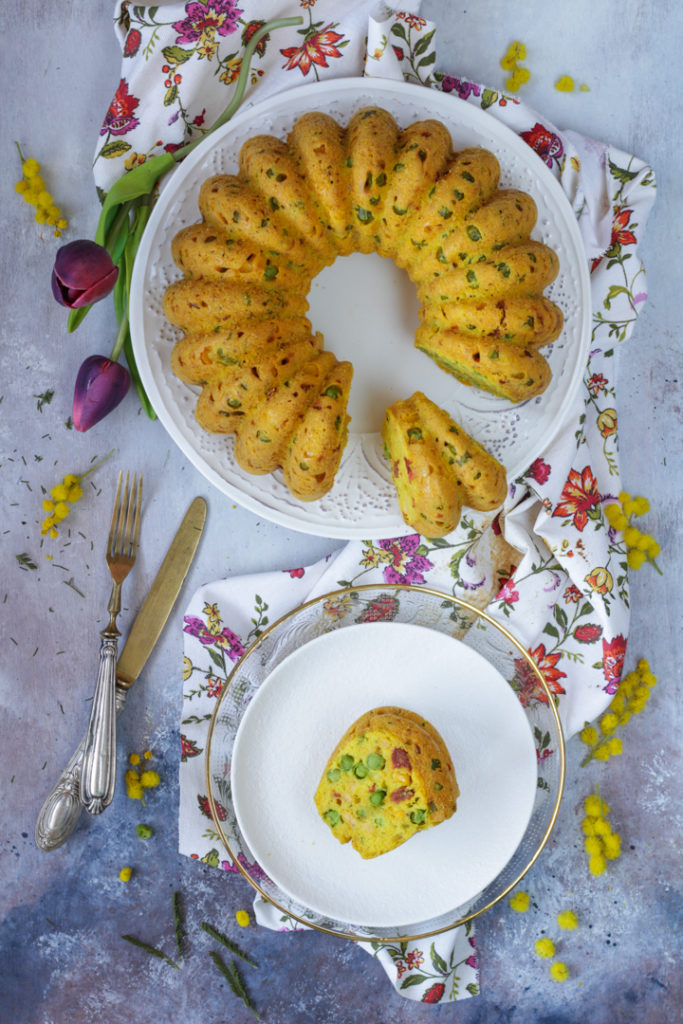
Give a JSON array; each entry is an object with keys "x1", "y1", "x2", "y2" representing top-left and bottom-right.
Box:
[{"x1": 1, "y1": 2, "x2": 680, "y2": 1021}]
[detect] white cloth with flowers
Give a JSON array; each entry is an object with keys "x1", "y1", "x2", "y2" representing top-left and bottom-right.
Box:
[{"x1": 98, "y1": 0, "x2": 655, "y2": 1004}]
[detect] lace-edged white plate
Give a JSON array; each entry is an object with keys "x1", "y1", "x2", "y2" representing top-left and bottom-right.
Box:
[{"x1": 130, "y1": 77, "x2": 591, "y2": 539}]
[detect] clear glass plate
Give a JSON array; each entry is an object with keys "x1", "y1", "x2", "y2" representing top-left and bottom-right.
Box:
[{"x1": 205, "y1": 585, "x2": 566, "y2": 942}]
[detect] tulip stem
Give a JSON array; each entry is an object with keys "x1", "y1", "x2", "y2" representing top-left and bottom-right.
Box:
[{"x1": 110, "y1": 311, "x2": 129, "y2": 363}]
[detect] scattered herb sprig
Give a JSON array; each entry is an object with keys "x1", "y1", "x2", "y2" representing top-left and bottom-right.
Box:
[
  {"x1": 173, "y1": 891, "x2": 185, "y2": 964},
  {"x1": 201, "y1": 921, "x2": 258, "y2": 967},
  {"x1": 209, "y1": 951, "x2": 261, "y2": 1020},
  {"x1": 121, "y1": 932, "x2": 180, "y2": 969}
]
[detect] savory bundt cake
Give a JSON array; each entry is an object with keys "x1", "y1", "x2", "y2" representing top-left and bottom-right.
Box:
[
  {"x1": 382, "y1": 392, "x2": 508, "y2": 537},
  {"x1": 314, "y1": 706, "x2": 459, "y2": 859},
  {"x1": 163, "y1": 105, "x2": 563, "y2": 513}
]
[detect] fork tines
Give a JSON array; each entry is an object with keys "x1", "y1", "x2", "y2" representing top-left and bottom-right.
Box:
[{"x1": 108, "y1": 471, "x2": 143, "y2": 560}]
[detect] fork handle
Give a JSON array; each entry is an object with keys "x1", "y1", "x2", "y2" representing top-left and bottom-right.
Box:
[
  {"x1": 36, "y1": 686, "x2": 129, "y2": 850},
  {"x1": 80, "y1": 632, "x2": 119, "y2": 814}
]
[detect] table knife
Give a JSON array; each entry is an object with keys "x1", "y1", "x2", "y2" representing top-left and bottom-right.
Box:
[{"x1": 35, "y1": 496, "x2": 207, "y2": 851}]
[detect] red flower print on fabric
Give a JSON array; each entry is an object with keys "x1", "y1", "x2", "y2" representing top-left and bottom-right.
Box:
[
  {"x1": 357, "y1": 594, "x2": 399, "y2": 622},
  {"x1": 242, "y1": 19, "x2": 269, "y2": 57},
  {"x1": 602, "y1": 634, "x2": 627, "y2": 694},
  {"x1": 422, "y1": 982, "x2": 445, "y2": 1003},
  {"x1": 197, "y1": 794, "x2": 227, "y2": 820},
  {"x1": 123, "y1": 28, "x2": 142, "y2": 58},
  {"x1": 574, "y1": 623, "x2": 603, "y2": 644},
  {"x1": 286, "y1": 567, "x2": 305, "y2": 578},
  {"x1": 610, "y1": 208, "x2": 637, "y2": 247},
  {"x1": 181, "y1": 734, "x2": 203, "y2": 761},
  {"x1": 552, "y1": 466, "x2": 601, "y2": 531},
  {"x1": 101, "y1": 79, "x2": 140, "y2": 136},
  {"x1": 280, "y1": 24, "x2": 345, "y2": 76},
  {"x1": 520, "y1": 122, "x2": 564, "y2": 168},
  {"x1": 513, "y1": 644, "x2": 567, "y2": 706},
  {"x1": 205, "y1": 676, "x2": 224, "y2": 698}
]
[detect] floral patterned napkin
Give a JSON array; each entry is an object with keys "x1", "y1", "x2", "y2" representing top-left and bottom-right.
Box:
[{"x1": 98, "y1": 0, "x2": 655, "y2": 1004}]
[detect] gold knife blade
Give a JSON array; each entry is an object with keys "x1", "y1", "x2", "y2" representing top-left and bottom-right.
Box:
[{"x1": 116, "y1": 496, "x2": 207, "y2": 689}]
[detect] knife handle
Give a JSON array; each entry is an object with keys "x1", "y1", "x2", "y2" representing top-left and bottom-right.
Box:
[
  {"x1": 35, "y1": 687, "x2": 128, "y2": 851},
  {"x1": 80, "y1": 634, "x2": 119, "y2": 815}
]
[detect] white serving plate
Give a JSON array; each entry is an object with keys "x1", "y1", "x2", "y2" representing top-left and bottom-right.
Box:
[
  {"x1": 230, "y1": 622, "x2": 537, "y2": 927},
  {"x1": 131, "y1": 77, "x2": 591, "y2": 539}
]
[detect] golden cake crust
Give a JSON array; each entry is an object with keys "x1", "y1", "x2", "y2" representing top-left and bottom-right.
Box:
[
  {"x1": 164, "y1": 106, "x2": 564, "y2": 514},
  {"x1": 314, "y1": 705, "x2": 459, "y2": 859}
]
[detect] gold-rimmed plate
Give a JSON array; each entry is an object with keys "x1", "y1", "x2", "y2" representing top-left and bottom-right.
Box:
[{"x1": 205, "y1": 585, "x2": 565, "y2": 943}]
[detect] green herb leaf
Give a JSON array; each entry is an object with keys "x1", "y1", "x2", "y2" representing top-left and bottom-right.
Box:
[
  {"x1": 121, "y1": 933, "x2": 180, "y2": 969},
  {"x1": 201, "y1": 922, "x2": 258, "y2": 967},
  {"x1": 16, "y1": 553, "x2": 38, "y2": 571}
]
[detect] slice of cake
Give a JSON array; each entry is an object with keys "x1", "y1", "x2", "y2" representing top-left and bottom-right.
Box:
[{"x1": 314, "y1": 706, "x2": 459, "y2": 859}]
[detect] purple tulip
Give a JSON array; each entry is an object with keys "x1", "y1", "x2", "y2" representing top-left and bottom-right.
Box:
[
  {"x1": 52, "y1": 240, "x2": 119, "y2": 309},
  {"x1": 72, "y1": 355, "x2": 130, "y2": 432}
]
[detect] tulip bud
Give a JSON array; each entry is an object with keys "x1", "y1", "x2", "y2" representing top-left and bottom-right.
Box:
[
  {"x1": 72, "y1": 355, "x2": 130, "y2": 431},
  {"x1": 52, "y1": 239, "x2": 119, "y2": 309}
]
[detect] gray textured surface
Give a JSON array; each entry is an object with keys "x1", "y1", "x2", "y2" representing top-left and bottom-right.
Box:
[{"x1": 1, "y1": 2, "x2": 681, "y2": 1021}]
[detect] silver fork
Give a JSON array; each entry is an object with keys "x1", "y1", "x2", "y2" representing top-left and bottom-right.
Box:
[{"x1": 80, "y1": 471, "x2": 142, "y2": 815}]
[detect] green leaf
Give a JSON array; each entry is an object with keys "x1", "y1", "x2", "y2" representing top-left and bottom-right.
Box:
[
  {"x1": 553, "y1": 604, "x2": 568, "y2": 629},
  {"x1": 164, "y1": 84, "x2": 178, "y2": 107},
  {"x1": 481, "y1": 89, "x2": 499, "y2": 110},
  {"x1": 400, "y1": 973, "x2": 429, "y2": 989},
  {"x1": 207, "y1": 648, "x2": 224, "y2": 668},
  {"x1": 418, "y1": 51, "x2": 436, "y2": 68},
  {"x1": 67, "y1": 306, "x2": 90, "y2": 333},
  {"x1": 391, "y1": 22, "x2": 407, "y2": 41},
  {"x1": 99, "y1": 140, "x2": 132, "y2": 159},
  {"x1": 162, "y1": 44, "x2": 194, "y2": 64},
  {"x1": 543, "y1": 622, "x2": 559, "y2": 639},
  {"x1": 413, "y1": 28, "x2": 435, "y2": 56},
  {"x1": 429, "y1": 942, "x2": 449, "y2": 974}
]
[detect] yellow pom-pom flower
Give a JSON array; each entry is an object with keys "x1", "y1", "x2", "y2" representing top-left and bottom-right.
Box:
[
  {"x1": 589, "y1": 853, "x2": 607, "y2": 876},
  {"x1": 557, "y1": 910, "x2": 578, "y2": 930},
  {"x1": 509, "y1": 890, "x2": 530, "y2": 912},
  {"x1": 119, "y1": 866, "x2": 133, "y2": 882},
  {"x1": 555, "y1": 75, "x2": 575, "y2": 92},
  {"x1": 550, "y1": 961, "x2": 570, "y2": 982},
  {"x1": 140, "y1": 769, "x2": 161, "y2": 789},
  {"x1": 39, "y1": 452, "x2": 113, "y2": 542},
  {"x1": 534, "y1": 937, "x2": 555, "y2": 958},
  {"x1": 15, "y1": 144, "x2": 68, "y2": 236},
  {"x1": 599, "y1": 713, "x2": 618, "y2": 736},
  {"x1": 608, "y1": 491, "x2": 661, "y2": 573},
  {"x1": 235, "y1": 910, "x2": 251, "y2": 927}
]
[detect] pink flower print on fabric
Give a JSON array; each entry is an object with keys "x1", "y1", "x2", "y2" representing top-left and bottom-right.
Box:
[
  {"x1": 378, "y1": 535, "x2": 434, "y2": 584},
  {"x1": 173, "y1": 0, "x2": 243, "y2": 46},
  {"x1": 221, "y1": 852, "x2": 269, "y2": 884},
  {"x1": 440, "y1": 75, "x2": 481, "y2": 101},
  {"x1": 183, "y1": 615, "x2": 245, "y2": 663}
]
